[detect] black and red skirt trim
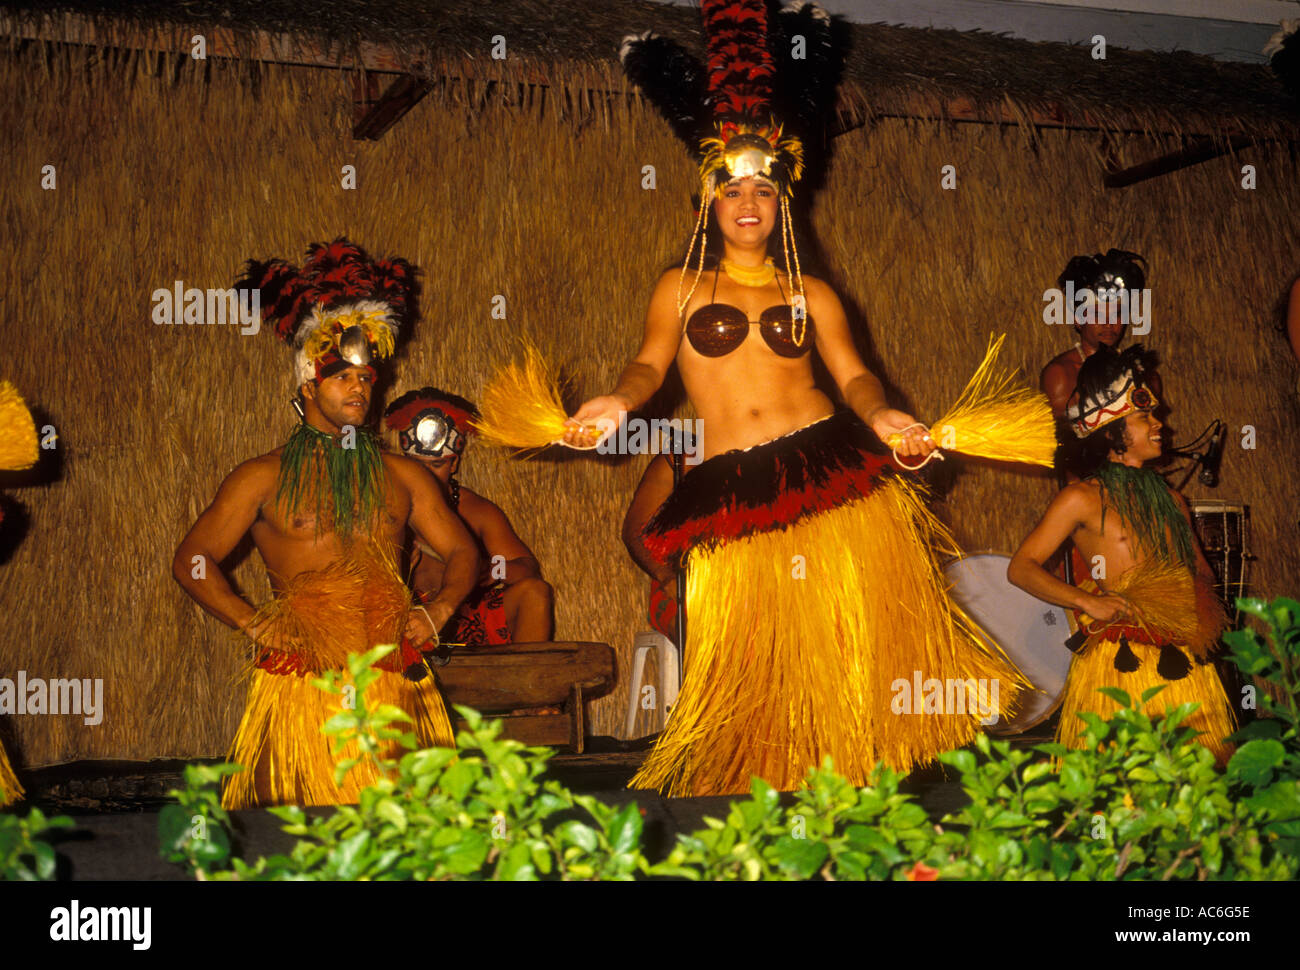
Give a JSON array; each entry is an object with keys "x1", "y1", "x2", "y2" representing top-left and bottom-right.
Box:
[{"x1": 642, "y1": 410, "x2": 895, "y2": 564}]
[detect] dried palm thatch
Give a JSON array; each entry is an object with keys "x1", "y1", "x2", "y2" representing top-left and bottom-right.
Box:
[{"x1": 0, "y1": 39, "x2": 1296, "y2": 774}]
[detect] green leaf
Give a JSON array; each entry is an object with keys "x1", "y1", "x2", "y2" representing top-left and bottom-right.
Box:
[
  {"x1": 332, "y1": 831, "x2": 372, "y2": 880},
  {"x1": 374, "y1": 798, "x2": 407, "y2": 833},
  {"x1": 157, "y1": 804, "x2": 191, "y2": 858},
  {"x1": 442, "y1": 830, "x2": 491, "y2": 875},
  {"x1": 1022, "y1": 761, "x2": 1053, "y2": 784},
  {"x1": 889, "y1": 803, "x2": 927, "y2": 830},
  {"x1": 442, "y1": 760, "x2": 479, "y2": 801},
  {"x1": 938, "y1": 750, "x2": 976, "y2": 775},
  {"x1": 557, "y1": 821, "x2": 599, "y2": 854},
  {"x1": 774, "y1": 836, "x2": 829, "y2": 879},
  {"x1": 1226, "y1": 740, "x2": 1286, "y2": 789},
  {"x1": 191, "y1": 824, "x2": 231, "y2": 866},
  {"x1": 498, "y1": 842, "x2": 536, "y2": 881},
  {"x1": 607, "y1": 803, "x2": 643, "y2": 855},
  {"x1": 32, "y1": 841, "x2": 57, "y2": 880},
  {"x1": 1096, "y1": 687, "x2": 1133, "y2": 708}
]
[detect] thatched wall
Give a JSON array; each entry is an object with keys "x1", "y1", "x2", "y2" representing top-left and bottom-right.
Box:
[{"x1": 1, "y1": 45, "x2": 1297, "y2": 768}]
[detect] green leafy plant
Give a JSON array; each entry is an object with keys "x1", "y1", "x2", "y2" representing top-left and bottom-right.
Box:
[
  {"x1": 0, "y1": 798, "x2": 73, "y2": 881},
  {"x1": 164, "y1": 645, "x2": 655, "y2": 880},
  {"x1": 161, "y1": 596, "x2": 1300, "y2": 881},
  {"x1": 1221, "y1": 597, "x2": 1300, "y2": 859}
]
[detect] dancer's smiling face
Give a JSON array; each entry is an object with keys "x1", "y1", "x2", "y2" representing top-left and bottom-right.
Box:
[
  {"x1": 714, "y1": 177, "x2": 779, "y2": 248},
  {"x1": 1114, "y1": 408, "x2": 1163, "y2": 465}
]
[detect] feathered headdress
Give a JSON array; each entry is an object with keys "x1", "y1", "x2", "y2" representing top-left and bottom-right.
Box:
[
  {"x1": 622, "y1": 0, "x2": 840, "y2": 199},
  {"x1": 1058, "y1": 248, "x2": 1146, "y2": 327},
  {"x1": 1265, "y1": 20, "x2": 1300, "y2": 100},
  {"x1": 621, "y1": 0, "x2": 843, "y2": 338},
  {"x1": 384, "y1": 387, "x2": 479, "y2": 459},
  {"x1": 236, "y1": 238, "x2": 416, "y2": 387},
  {"x1": 1066, "y1": 344, "x2": 1159, "y2": 440}
]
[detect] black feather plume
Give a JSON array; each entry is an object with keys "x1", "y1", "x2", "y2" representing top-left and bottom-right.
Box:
[
  {"x1": 620, "y1": 31, "x2": 708, "y2": 150},
  {"x1": 771, "y1": 2, "x2": 842, "y2": 134},
  {"x1": 1268, "y1": 22, "x2": 1300, "y2": 100}
]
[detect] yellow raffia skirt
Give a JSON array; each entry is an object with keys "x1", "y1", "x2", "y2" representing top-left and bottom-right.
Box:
[
  {"x1": 1059, "y1": 559, "x2": 1235, "y2": 764},
  {"x1": 632, "y1": 413, "x2": 1025, "y2": 798},
  {"x1": 0, "y1": 739, "x2": 22, "y2": 807},
  {"x1": 222, "y1": 540, "x2": 454, "y2": 810}
]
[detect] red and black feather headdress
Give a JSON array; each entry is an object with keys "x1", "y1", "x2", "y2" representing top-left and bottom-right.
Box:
[
  {"x1": 236, "y1": 238, "x2": 417, "y2": 386},
  {"x1": 621, "y1": 0, "x2": 842, "y2": 198}
]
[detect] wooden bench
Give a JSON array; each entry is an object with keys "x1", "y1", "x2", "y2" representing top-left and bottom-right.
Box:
[{"x1": 435, "y1": 641, "x2": 615, "y2": 753}]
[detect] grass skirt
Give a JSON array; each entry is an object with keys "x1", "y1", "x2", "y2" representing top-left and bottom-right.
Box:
[
  {"x1": 0, "y1": 739, "x2": 22, "y2": 806},
  {"x1": 632, "y1": 413, "x2": 1024, "y2": 797},
  {"x1": 1057, "y1": 639, "x2": 1234, "y2": 764},
  {"x1": 1061, "y1": 559, "x2": 1235, "y2": 764},
  {"x1": 221, "y1": 540, "x2": 454, "y2": 810}
]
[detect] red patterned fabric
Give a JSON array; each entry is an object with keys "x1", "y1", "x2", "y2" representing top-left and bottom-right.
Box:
[
  {"x1": 649, "y1": 580, "x2": 678, "y2": 642},
  {"x1": 443, "y1": 582, "x2": 511, "y2": 647}
]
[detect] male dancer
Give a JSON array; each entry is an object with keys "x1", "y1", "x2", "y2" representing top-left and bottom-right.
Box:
[
  {"x1": 1009, "y1": 345, "x2": 1233, "y2": 761},
  {"x1": 173, "y1": 240, "x2": 479, "y2": 808}
]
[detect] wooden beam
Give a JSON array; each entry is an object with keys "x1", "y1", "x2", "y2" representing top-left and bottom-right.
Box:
[
  {"x1": 352, "y1": 72, "x2": 434, "y2": 140},
  {"x1": 0, "y1": 10, "x2": 554, "y2": 83},
  {"x1": 1103, "y1": 134, "x2": 1257, "y2": 187}
]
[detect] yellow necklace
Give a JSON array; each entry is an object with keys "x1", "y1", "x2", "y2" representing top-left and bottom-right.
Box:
[{"x1": 721, "y1": 258, "x2": 776, "y2": 287}]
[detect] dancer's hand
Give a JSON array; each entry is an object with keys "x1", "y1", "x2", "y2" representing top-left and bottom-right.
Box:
[
  {"x1": 1086, "y1": 591, "x2": 1132, "y2": 624},
  {"x1": 869, "y1": 408, "x2": 938, "y2": 458},
  {"x1": 245, "y1": 620, "x2": 294, "y2": 654},
  {"x1": 404, "y1": 608, "x2": 438, "y2": 648},
  {"x1": 564, "y1": 395, "x2": 626, "y2": 448}
]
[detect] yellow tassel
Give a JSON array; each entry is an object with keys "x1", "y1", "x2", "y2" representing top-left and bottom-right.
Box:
[
  {"x1": 630, "y1": 478, "x2": 1027, "y2": 797},
  {"x1": 0, "y1": 739, "x2": 23, "y2": 807},
  {"x1": 0, "y1": 380, "x2": 39, "y2": 472},
  {"x1": 888, "y1": 334, "x2": 1056, "y2": 466},
  {"x1": 474, "y1": 345, "x2": 578, "y2": 452},
  {"x1": 1076, "y1": 558, "x2": 1225, "y2": 659}
]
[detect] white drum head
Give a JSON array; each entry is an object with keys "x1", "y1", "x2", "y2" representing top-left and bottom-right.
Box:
[{"x1": 942, "y1": 553, "x2": 1074, "y2": 735}]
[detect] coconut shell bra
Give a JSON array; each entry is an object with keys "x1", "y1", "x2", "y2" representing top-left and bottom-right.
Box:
[{"x1": 684, "y1": 270, "x2": 815, "y2": 359}]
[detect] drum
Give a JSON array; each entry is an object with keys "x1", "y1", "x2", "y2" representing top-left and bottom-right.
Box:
[
  {"x1": 1191, "y1": 501, "x2": 1251, "y2": 623},
  {"x1": 942, "y1": 553, "x2": 1075, "y2": 736}
]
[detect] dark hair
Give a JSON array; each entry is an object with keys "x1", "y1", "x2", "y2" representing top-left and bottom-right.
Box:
[
  {"x1": 382, "y1": 386, "x2": 479, "y2": 421},
  {"x1": 1055, "y1": 344, "x2": 1155, "y2": 478}
]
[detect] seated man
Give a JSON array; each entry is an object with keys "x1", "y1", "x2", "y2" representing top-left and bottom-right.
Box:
[
  {"x1": 385, "y1": 388, "x2": 553, "y2": 645},
  {"x1": 1041, "y1": 248, "x2": 1161, "y2": 418},
  {"x1": 1008, "y1": 345, "x2": 1233, "y2": 763}
]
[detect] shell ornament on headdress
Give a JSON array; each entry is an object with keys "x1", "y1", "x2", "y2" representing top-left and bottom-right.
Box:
[
  {"x1": 237, "y1": 238, "x2": 416, "y2": 388},
  {"x1": 620, "y1": 0, "x2": 844, "y2": 346},
  {"x1": 1057, "y1": 248, "x2": 1147, "y2": 328},
  {"x1": 385, "y1": 387, "x2": 480, "y2": 460}
]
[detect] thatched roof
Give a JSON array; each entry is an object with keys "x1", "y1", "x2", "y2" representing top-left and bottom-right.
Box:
[{"x1": 1, "y1": 0, "x2": 1296, "y2": 138}]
